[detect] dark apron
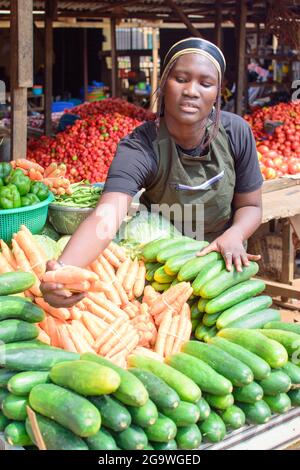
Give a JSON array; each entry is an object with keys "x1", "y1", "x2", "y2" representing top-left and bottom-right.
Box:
[{"x1": 140, "y1": 118, "x2": 236, "y2": 242}]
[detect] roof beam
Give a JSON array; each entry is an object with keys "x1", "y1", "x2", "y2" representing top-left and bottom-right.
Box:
[{"x1": 164, "y1": 0, "x2": 202, "y2": 37}]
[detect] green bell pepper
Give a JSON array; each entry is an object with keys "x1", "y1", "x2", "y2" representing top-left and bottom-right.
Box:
[
  {"x1": 21, "y1": 193, "x2": 40, "y2": 207},
  {"x1": 0, "y1": 162, "x2": 12, "y2": 180},
  {"x1": 30, "y1": 181, "x2": 49, "y2": 201},
  {"x1": 6, "y1": 169, "x2": 31, "y2": 196},
  {"x1": 0, "y1": 184, "x2": 21, "y2": 209}
]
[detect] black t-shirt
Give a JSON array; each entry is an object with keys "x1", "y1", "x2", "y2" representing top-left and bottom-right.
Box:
[{"x1": 103, "y1": 111, "x2": 263, "y2": 197}]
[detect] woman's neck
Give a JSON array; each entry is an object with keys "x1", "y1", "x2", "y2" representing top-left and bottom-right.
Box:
[{"x1": 164, "y1": 113, "x2": 207, "y2": 149}]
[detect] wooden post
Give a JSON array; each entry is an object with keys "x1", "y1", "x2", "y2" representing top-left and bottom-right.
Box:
[
  {"x1": 110, "y1": 17, "x2": 118, "y2": 97},
  {"x1": 150, "y1": 28, "x2": 159, "y2": 112},
  {"x1": 44, "y1": 0, "x2": 57, "y2": 136},
  {"x1": 83, "y1": 29, "x2": 88, "y2": 102},
  {"x1": 10, "y1": 0, "x2": 33, "y2": 161},
  {"x1": 234, "y1": 0, "x2": 247, "y2": 115},
  {"x1": 281, "y1": 218, "x2": 294, "y2": 286},
  {"x1": 165, "y1": 0, "x2": 201, "y2": 38},
  {"x1": 214, "y1": 0, "x2": 222, "y2": 48}
]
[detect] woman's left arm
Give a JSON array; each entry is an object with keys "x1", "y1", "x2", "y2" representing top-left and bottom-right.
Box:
[{"x1": 198, "y1": 188, "x2": 262, "y2": 271}]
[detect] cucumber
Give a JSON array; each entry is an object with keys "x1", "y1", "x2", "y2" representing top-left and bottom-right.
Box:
[
  {"x1": 200, "y1": 262, "x2": 259, "y2": 299},
  {"x1": 144, "y1": 444, "x2": 155, "y2": 450},
  {"x1": 146, "y1": 263, "x2": 162, "y2": 282},
  {"x1": 128, "y1": 399, "x2": 158, "y2": 428},
  {"x1": 171, "y1": 279, "x2": 180, "y2": 287},
  {"x1": 218, "y1": 329, "x2": 288, "y2": 369},
  {"x1": 129, "y1": 368, "x2": 180, "y2": 410},
  {"x1": 226, "y1": 309, "x2": 280, "y2": 329},
  {"x1": 151, "y1": 281, "x2": 170, "y2": 292},
  {"x1": 144, "y1": 413, "x2": 177, "y2": 442},
  {"x1": 50, "y1": 359, "x2": 120, "y2": 396},
  {"x1": 288, "y1": 389, "x2": 300, "y2": 406},
  {"x1": 192, "y1": 260, "x2": 225, "y2": 295},
  {"x1": 195, "y1": 323, "x2": 211, "y2": 341},
  {"x1": 152, "y1": 440, "x2": 177, "y2": 450},
  {"x1": 0, "y1": 340, "x2": 49, "y2": 351},
  {"x1": 164, "y1": 251, "x2": 200, "y2": 276},
  {"x1": 208, "y1": 337, "x2": 271, "y2": 381},
  {"x1": 157, "y1": 240, "x2": 208, "y2": 263},
  {"x1": 0, "y1": 296, "x2": 44, "y2": 322},
  {"x1": 0, "y1": 369, "x2": 17, "y2": 388},
  {"x1": 7, "y1": 371, "x2": 50, "y2": 396},
  {"x1": 142, "y1": 238, "x2": 180, "y2": 262},
  {"x1": 2, "y1": 393, "x2": 28, "y2": 421},
  {"x1": 0, "y1": 272, "x2": 36, "y2": 296},
  {"x1": 178, "y1": 252, "x2": 222, "y2": 282},
  {"x1": 128, "y1": 355, "x2": 201, "y2": 403},
  {"x1": 219, "y1": 406, "x2": 245, "y2": 430},
  {"x1": 166, "y1": 353, "x2": 232, "y2": 395},
  {"x1": 282, "y1": 361, "x2": 300, "y2": 385},
  {"x1": 205, "y1": 280, "x2": 266, "y2": 314},
  {"x1": 204, "y1": 393, "x2": 234, "y2": 410},
  {"x1": 236, "y1": 400, "x2": 271, "y2": 424},
  {"x1": 0, "y1": 388, "x2": 9, "y2": 407},
  {"x1": 191, "y1": 302, "x2": 202, "y2": 320},
  {"x1": 85, "y1": 428, "x2": 118, "y2": 450},
  {"x1": 81, "y1": 353, "x2": 148, "y2": 407},
  {"x1": 113, "y1": 424, "x2": 148, "y2": 450},
  {"x1": 198, "y1": 298, "x2": 208, "y2": 313},
  {"x1": 196, "y1": 398, "x2": 211, "y2": 421},
  {"x1": 90, "y1": 395, "x2": 131, "y2": 431},
  {"x1": 5, "y1": 421, "x2": 33, "y2": 447},
  {"x1": 0, "y1": 411, "x2": 9, "y2": 432},
  {"x1": 0, "y1": 347, "x2": 79, "y2": 371},
  {"x1": 199, "y1": 411, "x2": 226, "y2": 443},
  {"x1": 0, "y1": 319, "x2": 39, "y2": 344},
  {"x1": 259, "y1": 370, "x2": 291, "y2": 396},
  {"x1": 264, "y1": 393, "x2": 291, "y2": 414},
  {"x1": 153, "y1": 266, "x2": 176, "y2": 284},
  {"x1": 161, "y1": 401, "x2": 200, "y2": 426},
  {"x1": 176, "y1": 424, "x2": 202, "y2": 449},
  {"x1": 25, "y1": 414, "x2": 88, "y2": 450},
  {"x1": 203, "y1": 326, "x2": 218, "y2": 343},
  {"x1": 233, "y1": 382, "x2": 263, "y2": 403},
  {"x1": 192, "y1": 320, "x2": 199, "y2": 333},
  {"x1": 217, "y1": 295, "x2": 273, "y2": 329},
  {"x1": 203, "y1": 312, "x2": 222, "y2": 327},
  {"x1": 259, "y1": 329, "x2": 300, "y2": 357},
  {"x1": 182, "y1": 341, "x2": 254, "y2": 386},
  {"x1": 264, "y1": 321, "x2": 300, "y2": 335},
  {"x1": 29, "y1": 384, "x2": 101, "y2": 438}
]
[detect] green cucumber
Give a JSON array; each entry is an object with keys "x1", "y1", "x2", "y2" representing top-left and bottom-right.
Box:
[
  {"x1": 161, "y1": 401, "x2": 200, "y2": 426},
  {"x1": 151, "y1": 281, "x2": 170, "y2": 292},
  {"x1": 264, "y1": 393, "x2": 291, "y2": 414},
  {"x1": 0, "y1": 272, "x2": 36, "y2": 296},
  {"x1": 219, "y1": 406, "x2": 245, "y2": 430},
  {"x1": 50, "y1": 359, "x2": 120, "y2": 396},
  {"x1": 236, "y1": 400, "x2": 271, "y2": 424},
  {"x1": 81, "y1": 353, "x2": 148, "y2": 407},
  {"x1": 171, "y1": 279, "x2": 180, "y2": 287},
  {"x1": 152, "y1": 440, "x2": 177, "y2": 450},
  {"x1": 25, "y1": 414, "x2": 88, "y2": 450},
  {"x1": 0, "y1": 411, "x2": 10, "y2": 432},
  {"x1": 199, "y1": 411, "x2": 226, "y2": 443},
  {"x1": 144, "y1": 444, "x2": 155, "y2": 450},
  {"x1": 144, "y1": 413, "x2": 177, "y2": 442},
  {"x1": 191, "y1": 302, "x2": 202, "y2": 320},
  {"x1": 208, "y1": 337, "x2": 271, "y2": 381},
  {"x1": 154, "y1": 266, "x2": 176, "y2": 284},
  {"x1": 203, "y1": 326, "x2": 218, "y2": 342},
  {"x1": 128, "y1": 355, "x2": 201, "y2": 403},
  {"x1": 142, "y1": 238, "x2": 181, "y2": 262},
  {"x1": 203, "y1": 312, "x2": 222, "y2": 327},
  {"x1": 259, "y1": 329, "x2": 300, "y2": 357},
  {"x1": 0, "y1": 296, "x2": 44, "y2": 322},
  {"x1": 0, "y1": 340, "x2": 49, "y2": 351},
  {"x1": 176, "y1": 424, "x2": 202, "y2": 449},
  {"x1": 182, "y1": 341, "x2": 253, "y2": 386},
  {"x1": 0, "y1": 346, "x2": 79, "y2": 371},
  {"x1": 2, "y1": 393, "x2": 28, "y2": 421},
  {"x1": 166, "y1": 353, "x2": 232, "y2": 395},
  {"x1": 0, "y1": 388, "x2": 9, "y2": 406},
  {"x1": 218, "y1": 328, "x2": 288, "y2": 369},
  {"x1": 0, "y1": 319, "x2": 39, "y2": 344},
  {"x1": 5, "y1": 421, "x2": 33, "y2": 447},
  {"x1": 85, "y1": 428, "x2": 118, "y2": 450},
  {"x1": 192, "y1": 320, "x2": 200, "y2": 333},
  {"x1": 205, "y1": 280, "x2": 266, "y2": 314},
  {"x1": 0, "y1": 369, "x2": 17, "y2": 388},
  {"x1": 204, "y1": 394, "x2": 234, "y2": 410},
  {"x1": 217, "y1": 295, "x2": 273, "y2": 329},
  {"x1": 113, "y1": 424, "x2": 148, "y2": 450},
  {"x1": 198, "y1": 298, "x2": 208, "y2": 313},
  {"x1": 226, "y1": 309, "x2": 280, "y2": 329},
  {"x1": 129, "y1": 368, "x2": 180, "y2": 409},
  {"x1": 146, "y1": 263, "x2": 162, "y2": 282},
  {"x1": 29, "y1": 384, "x2": 101, "y2": 438},
  {"x1": 200, "y1": 262, "x2": 259, "y2": 299},
  {"x1": 157, "y1": 240, "x2": 207, "y2": 263},
  {"x1": 233, "y1": 382, "x2": 263, "y2": 403},
  {"x1": 164, "y1": 251, "x2": 200, "y2": 276},
  {"x1": 259, "y1": 370, "x2": 291, "y2": 396},
  {"x1": 264, "y1": 322, "x2": 300, "y2": 335},
  {"x1": 178, "y1": 252, "x2": 222, "y2": 282},
  {"x1": 288, "y1": 389, "x2": 300, "y2": 406},
  {"x1": 192, "y1": 260, "x2": 225, "y2": 295},
  {"x1": 7, "y1": 371, "x2": 50, "y2": 396},
  {"x1": 128, "y1": 399, "x2": 158, "y2": 428},
  {"x1": 195, "y1": 323, "x2": 211, "y2": 341},
  {"x1": 90, "y1": 395, "x2": 131, "y2": 431},
  {"x1": 282, "y1": 361, "x2": 300, "y2": 385},
  {"x1": 196, "y1": 398, "x2": 211, "y2": 421}
]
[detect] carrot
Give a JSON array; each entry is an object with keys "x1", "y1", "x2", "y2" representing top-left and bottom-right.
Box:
[
  {"x1": 68, "y1": 306, "x2": 82, "y2": 320},
  {"x1": 38, "y1": 318, "x2": 49, "y2": 335},
  {"x1": 29, "y1": 168, "x2": 43, "y2": 181},
  {"x1": 94, "y1": 317, "x2": 125, "y2": 351},
  {"x1": 36, "y1": 326, "x2": 51, "y2": 345},
  {"x1": 150, "y1": 283, "x2": 188, "y2": 317},
  {"x1": 82, "y1": 312, "x2": 107, "y2": 340},
  {"x1": 44, "y1": 162, "x2": 57, "y2": 177},
  {"x1": 43, "y1": 266, "x2": 98, "y2": 284},
  {"x1": 91, "y1": 280, "x2": 121, "y2": 306},
  {"x1": 90, "y1": 260, "x2": 110, "y2": 281},
  {"x1": 123, "y1": 258, "x2": 139, "y2": 292},
  {"x1": 101, "y1": 322, "x2": 132, "y2": 356},
  {"x1": 164, "y1": 315, "x2": 180, "y2": 357},
  {"x1": 0, "y1": 252, "x2": 14, "y2": 273},
  {"x1": 63, "y1": 281, "x2": 91, "y2": 292},
  {"x1": 103, "y1": 248, "x2": 121, "y2": 269},
  {"x1": 35, "y1": 297, "x2": 70, "y2": 321},
  {"x1": 15, "y1": 230, "x2": 46, "y2": 279},
  {"x1": 58, "y1": 325, "x2": 78, "y2": 353},
  {"x1": 140, "y1": 303, "x2": 149, "y2": 316},
  {"x1": 109, "y1": 351, "x2": 128, "y2": 369},
  {"x1": 46, "y1": 315, "x2": 61, "y2": 348},
  {"x1": 124, "y1": 332, "x2": 140, "y2": 353},
  {"x1": 83, "y1": 298, "x2": 116, "y2": 323},
  {"x1": 133, "y1": 261, "x2": 146, "y2": 298},
  {"x1": 0, "y1": 240, "x2": 17, "y2": 270},
  {"x1": 72, "y1": 320, "x2": 94, "y2": 346},
  {"x1": 106, "y1": 328, "x2": 137, "y2": 358},
  {"x1": 113, "y1": 278, "x2": 129, "y2": 306},
  {"x1": 142, "y1": 285, "x2": 161, "y2": 307},
  {"x1": 116, "y1": 258, "x2": 131, "y2": 284},
  {"x1": 171, "y1": 311, "x2": 188, "y2": 355},
  {"x1": 88, "y1": 292, "x2": 126, "y2": 319},
  {"x1": 172, "y1": 287, "x2": 193, "y2": 315},
  {"x1": 66, "y1": 325, "x2": 94, "y2": 354},
  {"x1": 108, "y1": 242, "x2": 127, "y2": 262},
  {"x1": 155, "y1": 310, "x2": 173, "y2": 357},
  {"x1": 99, "y1": 255, "x2": 116, "y2": 280},
  {"x1": 11, "y1": 239, "x2": 41, "y2": 297},
  {"x1": 123, "y1": 304, "x2": 137, "y2": 319},
  {"x1": 15, "y1": 159, "x2": 44, "y2": 173},
  {"x1": 20, "y1": 224, "x2": 47, "y2": 262},
  {"x1": 76, "y1": 300, "x2": 87, "y2": 311}
]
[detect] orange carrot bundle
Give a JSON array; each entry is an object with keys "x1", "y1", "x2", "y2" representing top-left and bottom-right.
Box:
[
  {"x1": 87, "y1": 292, "x2": 126, "y2": 319},
  {"x1": 149, "y1": 282, "x2": 188, "y2": 317},
  {"x1": 11, "y1": 239, "x2": 41, "y2": 297},
  {"x1": 66, "y1": 325, "x2": 95, "y2": 354},
  {"x1": 99, "y1": 254, "x2": 116, "y2": 280},
  {"x1": 35, "y1": 297, "x2": 70, "y2": 321},
  {"x1": 83, "y1": 298, "x2": 116, "y2": 323},
  {"x1": 133, "y1": 261, "x2": 146, "y2": 298},
  {"x1": 15, "y1": 159, "x2": 44, "y2": 173},
  {"x1": 71, "y1": 320, "x2": 94, "y2": 347},
  {"x1": 123, "y1": 257, "x2": 139, "y2": 293},
  {"x1": 108, "y1": 242, "x2": 127, "y2": 262},
  {"x1": 0, "y1": 240, "x2": 17, "y2": 270},
  {"x1": 105, "y1": 327, "x2": 139, "y2": 359},
  {"x1": 164, "y1": 315, "x2": 180, "y2": 357},
  {"x1": 43, "y1": 265, "x2": 98, "y2": 284},
  {"x1": 142, "y1": 285, "x2": 161, "y2": 308},
  {"x1": 171, "y1": 286, "x2": 193, "y2": 315},
  {"x1": 44, "y1": 162, "x2": 57, "y2": 177},
  {"x1": 91, "y1": 280, "x2": 121, "y2": 306},
  {"x1": 81, "y1": 311, "x2": 108, "y2": 340},
  {"x1": 102, "y1": 248, "x2": 121, "y2": 269},
  {"x1": 171, "y1": 307, "x2": 192, "y2": 355},
  {"x1": 116, "y1": 258, "x2": 131, "y2": 284},
  {"x1": 102, "y1": 322, "x2": 135, "y2": 357},
  {"x1": 69, "y1": 306, "x2": 83, "y2": 320},
  {"x1": 14, "y1": 230, "x2": 46, "y2": 279},
  {"x1": 29, "y1": 168, "x2": 43, "y2": 181},
  {"x1": 0, "y1": 252, "x2": 14, "y2": 273},
  {"x1": 58, "y1": 324, "x2": 78, "y2": 353},
  {"x1": 154, "y1": 310, "x2": 173, "y2": 357},
  {"x1": 93, "y1": 316, "x2": 127, "y2": 352}
]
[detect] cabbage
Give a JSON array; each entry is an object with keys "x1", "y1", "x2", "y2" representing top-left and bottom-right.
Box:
[
  {"x1": 56, "y1": 236, "x2": 71, "y2": 256},
  {"x1": 33, "y1": 235, "x2": 60, "y2": 261}
]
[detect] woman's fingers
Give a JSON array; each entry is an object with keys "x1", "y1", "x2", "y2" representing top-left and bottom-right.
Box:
[
  {"x1": 241, "y1": 253, "x2": 250, "y2": 267},
  {"x1": 44, "y1": 292, "x2": 85, "y2": 309},
  {"x1": 233, "y1": 255, "x2": 243, "y2": 272},
  {"x1": 197, "y1": 241, "x2": 218, "y2": 257},
  {"x1": 247, "y1": 253, "x2": 261, "y2": 261},
  {"x1": 222, "y1": 251, "x2": 233, "y2": 271},
  {"x1": 40, "y1": 282, "x2": 64, "y2": 293}
]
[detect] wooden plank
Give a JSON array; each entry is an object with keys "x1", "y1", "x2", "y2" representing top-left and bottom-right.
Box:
[
  {"x1": 11, "y1": 88, "x2": 27, "y2": 161},
  {"x1": 262, "y1": 178, "x2": 300, "y2": 194},
  {"x1": 262, "y1": 186, "x2": 300, "y2": 223},
  {"x1": 17, "y1": 0, "x2": 33, "y2": 87},
  {"x1": 290, "y1": 214, "x2": 300, "y2": 240},
  {"x1": 110, "y1": 17, "x2": 118, "y2": 98},
  {"x1": 150, "y1": 28, "x2": 159, "y2": 113},
  {"x1": 44, "y1": 0, "x2": 56, "y2": 136},
  {"x1": 281, "y1": 218, "x2": 294, "y2": 286},
  {"x1": 83, "y1": 28, "x2": 88, "y2": 103},
  {"x1": 256, "y1": 278, "x2": 300, "y2": 301},
  {"x1": 165, "y1": 0, "x2": 202, "y2": 38},
  {"x1": 234, "y1": 0, "x2": 247, "y2": 115},
  {"x1": 214, "y1": 0, "x2": 222, "y2": 48}
]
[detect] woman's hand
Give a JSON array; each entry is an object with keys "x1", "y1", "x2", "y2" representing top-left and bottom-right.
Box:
[
  {"x1": 197, "y1": 227, "x2": 261, "y2": 272},
  {"x1": 40, "y1": 260, "x2": 85, "y2": 308}
]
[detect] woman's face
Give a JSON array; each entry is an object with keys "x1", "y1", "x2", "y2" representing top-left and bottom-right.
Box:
[{"x1": 163, "y1": 53, "x2": 219, "y2": 125}]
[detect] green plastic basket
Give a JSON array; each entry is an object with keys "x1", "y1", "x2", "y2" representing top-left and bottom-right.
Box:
[{"x1": 0, "y1": 192, "x2": 54, "y2": 242}]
